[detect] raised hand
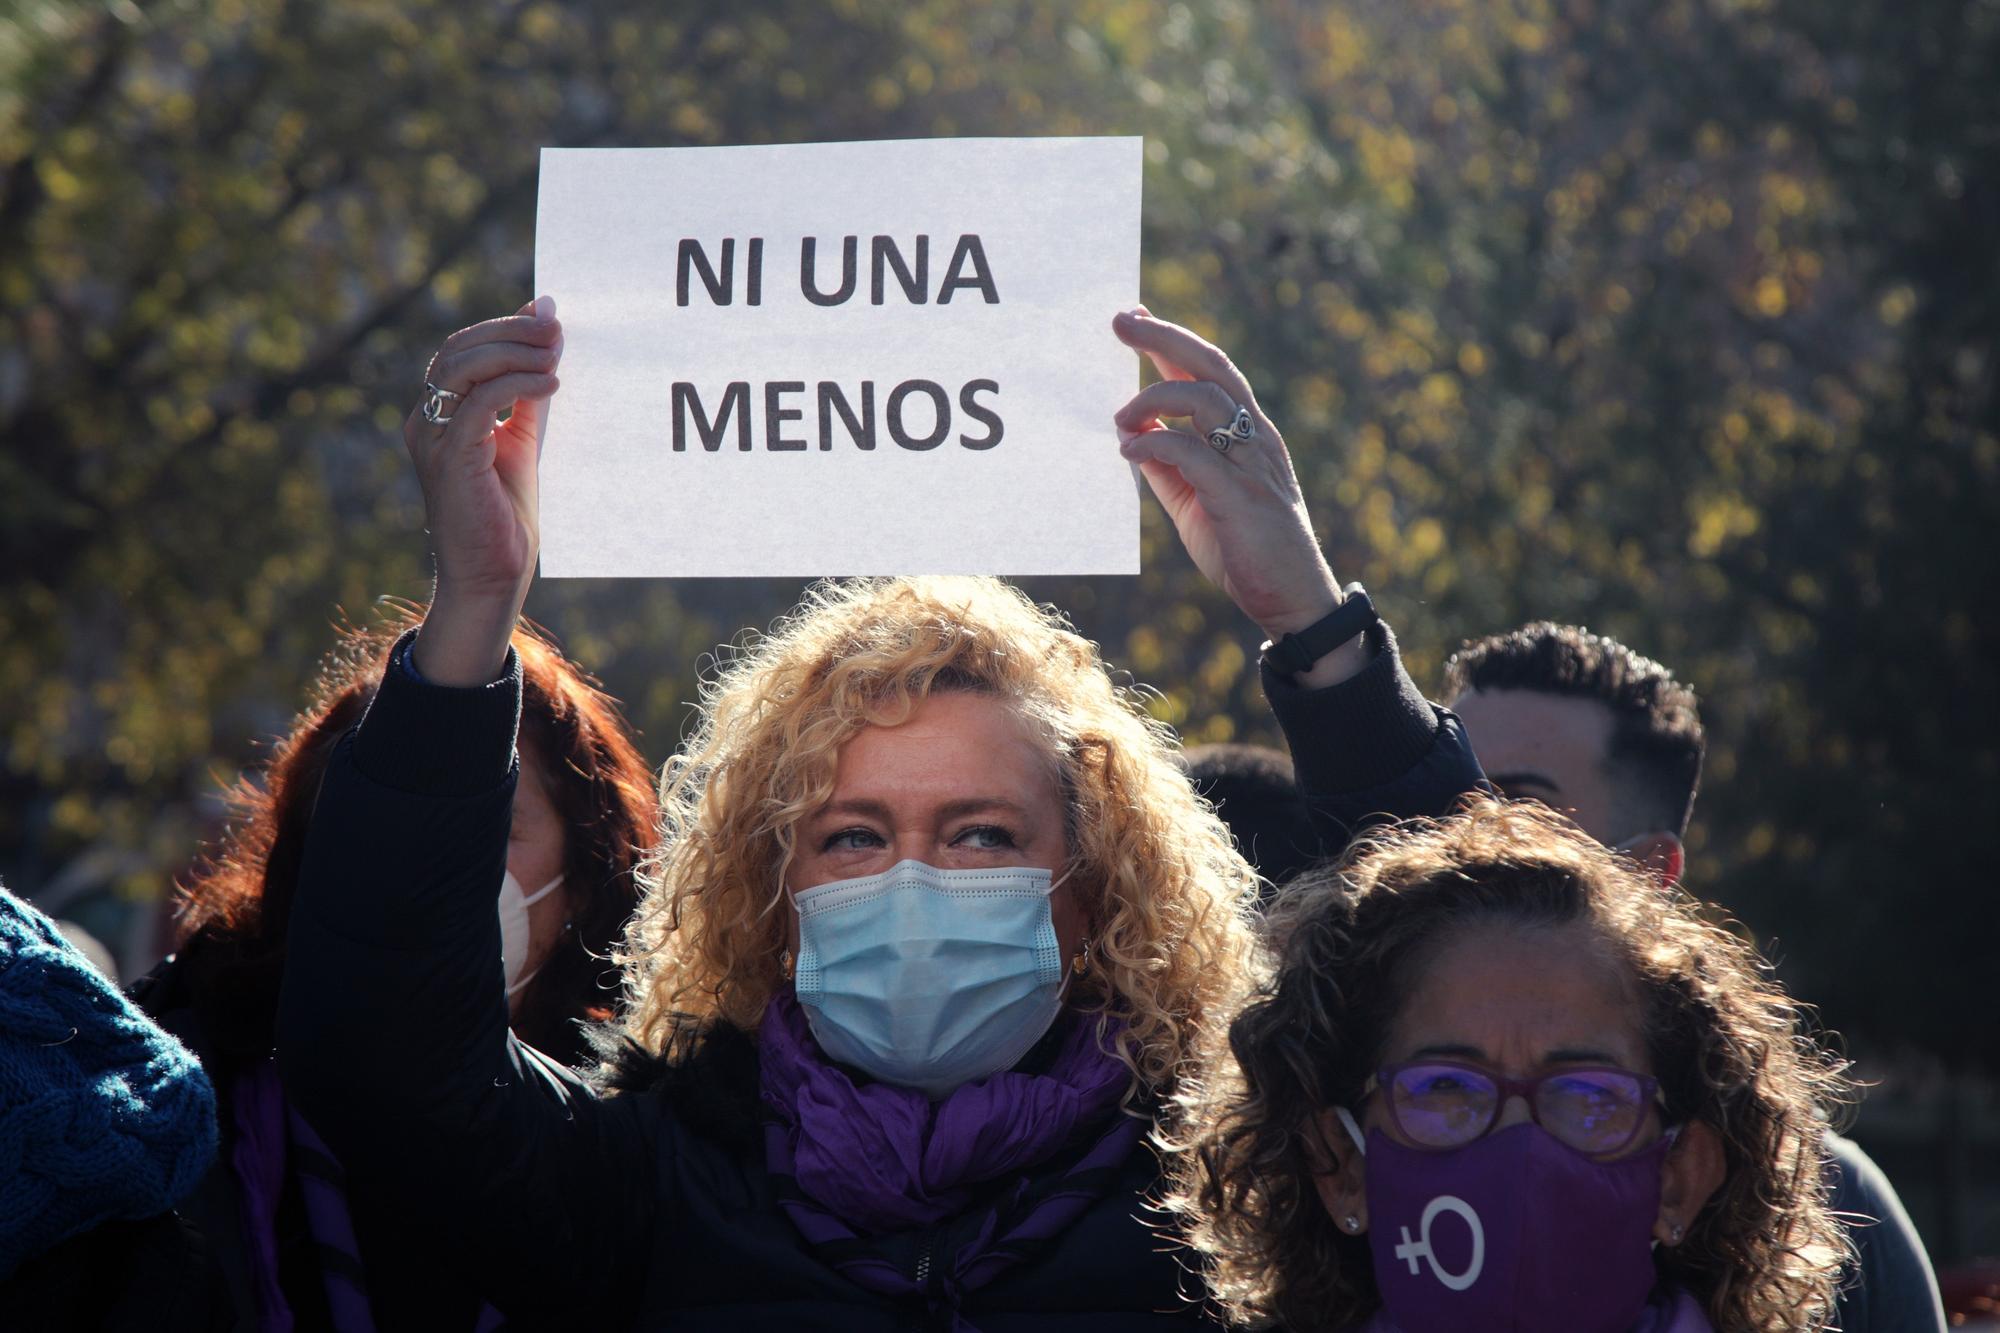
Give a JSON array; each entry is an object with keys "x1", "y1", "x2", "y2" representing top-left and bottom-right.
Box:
[
  {"x1": 1112, "y1": 308, "x2": 1365, "y2": 686},
  {"x1": 406, "y1": 297, "x2": 563, "y2": 685}
]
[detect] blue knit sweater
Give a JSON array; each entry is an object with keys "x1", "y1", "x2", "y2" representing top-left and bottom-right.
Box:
[{"x1": 0, "y1": 885, "x2": 217, "y2": 1277}]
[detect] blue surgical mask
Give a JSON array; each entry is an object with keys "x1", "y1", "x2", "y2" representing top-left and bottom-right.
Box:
[{"x1": 792, "y1": 858, "x2": 1070, "y2": 1098}]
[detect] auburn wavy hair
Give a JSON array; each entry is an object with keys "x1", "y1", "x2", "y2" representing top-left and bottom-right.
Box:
[
  {"x1": 173, "y1": 605, "x2": 656, "y2": 1068},
  {"x1": 1167, "y1": 797, "x2": 1850, "y2": 1332},
  {"x1": 615, "y1": 576, "x2": 1263, "y2": 1096}
]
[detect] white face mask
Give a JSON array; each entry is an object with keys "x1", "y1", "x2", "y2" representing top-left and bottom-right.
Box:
[{"x1": 498, "y1": 870, "x2": 564, "y2": 998}]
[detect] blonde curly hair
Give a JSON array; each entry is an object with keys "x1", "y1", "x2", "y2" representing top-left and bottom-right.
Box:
[
  {"x1": 1168, "y1": 797, "x2": 1852, "y2": 1332},
  {"x1": 613, "y1": 576, "x2": 1264, "y2": 1096}
]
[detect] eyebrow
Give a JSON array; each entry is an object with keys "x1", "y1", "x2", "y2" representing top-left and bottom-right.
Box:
[
  {"x1": 811, "y1": 796, "x2": 1033, "y2": 825},
  {"x1": 1406, "y1": 1043, "x2": 1627, "y2": 1066}
]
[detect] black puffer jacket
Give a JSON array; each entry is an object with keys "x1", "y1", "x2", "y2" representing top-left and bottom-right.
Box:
[{"x1": 276, "y1": 624, "x2": 1482, "y2": 1330}]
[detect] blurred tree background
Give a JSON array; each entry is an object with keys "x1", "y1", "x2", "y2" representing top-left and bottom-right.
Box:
[{"x1": 4, "y1": 0, "x2": 1995, "y2": 1260}]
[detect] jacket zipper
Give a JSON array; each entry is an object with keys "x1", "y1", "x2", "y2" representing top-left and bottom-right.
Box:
[{"x1": 913, "y1": 1230, "x2": 941, "y2": 1329}]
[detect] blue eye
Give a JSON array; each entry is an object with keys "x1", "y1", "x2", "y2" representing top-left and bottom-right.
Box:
[
  {"x1": 954, "y1": 825, "x2": 1017, "y2": 850},
  {"x1": 823, "y1": 827, "x2": 884, "y2": 852}
]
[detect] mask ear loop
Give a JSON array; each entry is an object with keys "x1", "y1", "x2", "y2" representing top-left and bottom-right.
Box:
[
  {"x1": 1647, "y1": 1122, "x2": 1685, "y2": 1251},
  {"x1": 1045, "y1": 861, "x2": 1084, "y2": 1003},
  {"x1": 520, "y1": 873, "x2": 565, "y2": 908},
  {"x1": 1334, "y1": 1105, "x2": 1367, "y2": 1158},
  {"x1": 502, "y1": 874, "x2": 567, "y2": 998}
]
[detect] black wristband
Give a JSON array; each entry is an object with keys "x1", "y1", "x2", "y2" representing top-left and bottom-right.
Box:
[{"x1": 1260, "y1": 584, "x2": 1379, "y2": 677}]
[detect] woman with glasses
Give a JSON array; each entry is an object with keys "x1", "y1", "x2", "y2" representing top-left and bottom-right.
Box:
[{"x1": 1170, "y1": 797, "x2": 1852, "y2": 1333}]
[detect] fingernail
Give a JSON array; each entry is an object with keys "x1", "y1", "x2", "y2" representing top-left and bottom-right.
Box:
[{"x1": 534, "y1": 295, "x2": 557, "y2": 323}]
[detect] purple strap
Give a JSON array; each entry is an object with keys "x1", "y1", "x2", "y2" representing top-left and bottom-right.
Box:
[
  {"x1": 229, "y1": 1065, "x2": 294, "y2": 1333},
  {"x1": 283, "y1": 1102, "x2": 379, "y2": 1332},
  {"x1": 236, "y1": 1060, "x2": 504, "y2": 1330}
]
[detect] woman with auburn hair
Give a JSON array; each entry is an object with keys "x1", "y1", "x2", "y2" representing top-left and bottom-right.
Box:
[
  {"x1": 1170, "y1": 798, "x2": 1852, "y2": 1333},
  {"x1": 135, "y1": 609, "x2": 655, "y2": 1328},
  {"x1": 274, "y1": 300, "x2": 1484, "y2": 1328}
]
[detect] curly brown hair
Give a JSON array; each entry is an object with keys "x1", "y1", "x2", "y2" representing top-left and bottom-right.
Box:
[
  {"x1": 1166, "y1": 797, "x2": 1850, "y2": 1332},
  {"x1": 172, "y1": 604, "x2": 657, "y2": 1068}
]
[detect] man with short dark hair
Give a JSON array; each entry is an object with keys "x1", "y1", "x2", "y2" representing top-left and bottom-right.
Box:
[
  {"x1": 1447, "y1": 621, "x2": 1946, "y2": 1333},
  {"x1": 1444, "y1": 622, "x2": 1701, "y2": 883}
]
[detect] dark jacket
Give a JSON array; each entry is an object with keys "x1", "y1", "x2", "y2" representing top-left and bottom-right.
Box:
[
  {"x1": 1825, "y1": 1131, "x2": 1948, "y2": 1333},
  {"x1": 0, "y1": 1211, "x2": 230, "y2": 1332},
  {"x1": 132, "y1": 942, "x2": 492, "y2": 1332},
  {"x1": 276, "y1": 624, "x2": 1484, "y2": 1331}
]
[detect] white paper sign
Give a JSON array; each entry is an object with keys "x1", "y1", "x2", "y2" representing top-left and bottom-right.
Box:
[{"x1": 533, "y1": 138, "x2": 1142, "y2": 577}]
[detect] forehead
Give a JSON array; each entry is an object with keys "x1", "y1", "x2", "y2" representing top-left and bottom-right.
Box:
[
  {"x1": 826, "y1": 690, "x2": 1060, "y2": 806},
  {"x1": 1385, "y1": 920, "x2": 1648, "y2": 1073},
  {"x1": 1450, "y1": 689, "x2": 1615, "y2": 784}
]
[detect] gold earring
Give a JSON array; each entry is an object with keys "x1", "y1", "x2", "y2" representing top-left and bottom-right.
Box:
[
  {"x1": 1071, "y1": 939, "x2": 1091, "y2": 977},
  {"x1": 779, "y1": 949, "x2": 795, "y2": 982}
]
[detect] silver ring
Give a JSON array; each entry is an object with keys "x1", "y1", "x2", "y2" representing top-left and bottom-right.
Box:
[
  {"x1": 1206, "y1": 404, "x2": 1256, "y2": 454},
  {"x1": 422, "y1": 381, "x2": 463, "y2": 426}
]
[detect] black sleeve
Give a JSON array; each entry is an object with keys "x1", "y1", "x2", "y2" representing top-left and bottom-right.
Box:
[
  {"x1": 1825, "y1": 1132, "x2": 1947, "y2": 1333},
  {"x1": 1263, "y1": 620, "x2": 1488, "y2": 858},
  {"x1": 275, "y1": 634, "x2": 657, "y2": 1325}
]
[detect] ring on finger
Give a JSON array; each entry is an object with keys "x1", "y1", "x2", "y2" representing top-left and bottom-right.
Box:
[
  {"x1": 421, "y1": 380, "x2": 463, "y2": 426},
  {"x1": 1206, "y1": 404, "x2": 1257, "y2": 454}
]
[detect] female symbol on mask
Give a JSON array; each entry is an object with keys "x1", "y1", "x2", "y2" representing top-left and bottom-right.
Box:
[{"x1": 1393, "y1": 1194, "x2": 1486, "y2": 1291}]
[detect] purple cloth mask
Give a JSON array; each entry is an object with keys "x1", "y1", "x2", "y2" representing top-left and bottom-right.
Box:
[
  {"x1": 1363, "y1": 1287, "x2": 1712, "y2": 1333},
  {"x1": 1363, "y1": 1122, "x2": 1679, "y2": 1333},
  {"x1": 759, "y1": 988, "x2": 1132, "y2": 1236}
]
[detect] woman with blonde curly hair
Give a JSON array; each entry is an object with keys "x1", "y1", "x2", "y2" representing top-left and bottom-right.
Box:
[
  {"x1": 1171, "y1": 797, "x2": 1852, "y2": 1333},
  {"x1": 274, "y1": 301, "x2": 1483, "y2": 1328}
]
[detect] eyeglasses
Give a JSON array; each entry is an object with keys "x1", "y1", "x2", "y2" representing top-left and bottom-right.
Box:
[{"x1": 1369, "y1": 1059, "x2": 1664, "y2": 1156}]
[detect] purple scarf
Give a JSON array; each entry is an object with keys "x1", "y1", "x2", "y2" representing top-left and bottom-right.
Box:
[{"x1": 759, "y1": 991, "x2": 1146, "y2": 1321}]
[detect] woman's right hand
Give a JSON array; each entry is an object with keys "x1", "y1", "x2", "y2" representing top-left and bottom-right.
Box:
[{"x1": 406, "y1": 297, "x2": 563, "y2": 685}]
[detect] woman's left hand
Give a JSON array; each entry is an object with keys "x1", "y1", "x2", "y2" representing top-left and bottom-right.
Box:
[{"x1": 1112, "y1": 308, "x2": 1360, "y2": 681}]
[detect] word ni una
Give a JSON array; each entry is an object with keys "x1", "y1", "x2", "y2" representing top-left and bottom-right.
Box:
[{"x1": 676, "y1": 236, "x2": 1001, "y2": 306}]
